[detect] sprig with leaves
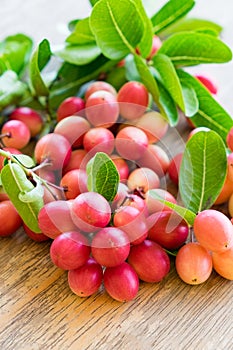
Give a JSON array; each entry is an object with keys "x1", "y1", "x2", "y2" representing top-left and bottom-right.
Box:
[{"x1": 0, "y1": 0, "x2": 232, "y2": 141}]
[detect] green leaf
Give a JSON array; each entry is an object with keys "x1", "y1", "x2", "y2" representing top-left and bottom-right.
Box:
[
  {"x1": 152, "y1": 54, "x2": 185, "y2": 111},
  {"x1": 125, "y1": 54, "x2": 140, "y2": 81},
  {"x1": 12, "y1": 154, "x2": 35, "y2": 168},
  {"x1": 18, "y1": 178, "x2": 44, "y2": 203},
  {"x1": 148, "y1": 189, "x2": 196, "y2": 226},
  {"x1": 90, "y1": 0, "x2": 144, "y2": 60},
  {"x1": 66, "y1": 18, "x2": 96, "y2": 44},
  {"x1": 86, "y1": 152, "x2": 119, "y2": 202},
  {"x1": 179, "y1": 79, "x2": 199, "y2": 117},
  {"x1": 160, "y1": 18, "x2": 222, "y2": 37},
  {"x1": 106, "y1": 65, "x2": 127, "y2": 90},
  {"x1": 177, "y1": 70, "x2": 233, "y2": 141},
  {"x1": 49, "y1": 55, "x2": 116, "y2": 111},
  {"x1": 29, "y1": 39, "x2": 51, "y2": 96},
  {"x1": 179, "y1": 130, "x2": 227, "y2": 213},
  {"x1": 89, "y1": 0, "x2": 100, "y2": 5},
  {"x1": 68, "y1": 19, "x2": 80, "y2": 32},
  {"x1": 1, "y1": 163, "x2": 43, "y2": 232},
  {"x1": 0, "y1": 34, "x2": 33, "y2": 76},
  {"x1": 134, "y1": 54, "x2": 160, "y2": 103},
  {"x1": 54, "y1": 43, "x2": 101, "y2": 65},
  {"x1": 0, "y1": 70, "x2": 27, "y2": 111},
  {"x1": 155, "y1": 79, "x2": 178, "y2": 126},
  {"x1": 151, "y1": 0, "x2": 195, "y2": 34},
  {"x1": 158, "y1": 32, "x2": 232, "y2": 66},
  {"x1": 131, "y1": 0, "x2": 153, "y2": 58}
]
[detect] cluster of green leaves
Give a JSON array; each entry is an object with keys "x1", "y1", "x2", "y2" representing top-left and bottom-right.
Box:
[
  {"x1": 0, "y1": 0, "x2": 232, "y2": 138},
  {"x1": 0, "y1": 0, "x2": 232, "y2": 233}
]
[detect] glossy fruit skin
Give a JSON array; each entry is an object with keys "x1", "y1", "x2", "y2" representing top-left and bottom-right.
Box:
[
  {"x1": 1, "y1": 120, "x2": 31, "y2": 149},
  {"x1": 54, "y1": 116, "x2": 91, "y2": 149},
  {"x1": 147, "y1": 211, "x2": 189, "y2": 250},
  {"x1": 0, "y1": 200, "x2": 22, "y2": 236},
  {"x1": 145, "y1": 189, "x2": 177, "y2": 215},
  {"x1": 113, "y1": 206, "x2": 148, "y2": 245},
  {"x1": 38, "y1": 200, "x2": 78, "y2": 239},
  {"x1": 111, "y1": 182, "x2": 129, "y2": 210},
  {"x1": 175, "y1": 242, "x2": 213, "y2": 285},
  {"x1": 103, "y1": 262, "x2": 139, "y2": 302},
  {"x1": 85, "y1": 90, "x2": 119, "y2": 128},
  {"x1": 60, "y1": 169, "x2": 88, "y2": 200},
  {"x1": 68, "y1": 257, "x2": 103, "y2": 297},
  {"x1": 115, "y1": 126, "x2": 148, "y2": 161},
  {"x1": 23, "y1": 223, "x2": 50, "y2": 242},
  {"x1": 127, "y1": 167, "x2": 160, "y2": 194},
  {"x1": 147, "y1": 35, "x2": 162, "y2": 60},
  {"x1": 84, "y1": 81, "x2": 117, "y2": 100},
  {"x1": 91, "y1": 227, "x2": 130, "y2": 267},
  {"x1": 71, "y1": 192, "x2": 111, "y2": 233},
  {"x1": 122, "y1": 194, "x2": 148, "y2": 217},
  {"x1": 127, "y1": 239, "x2": 170, "y2": 283},
  {"x1": 83, "y1": 127, "x2": 115, "y2": 156},
  {"x1": 195, "y1": 75, "x2": 218, "y2": 94},
  {"x1": 135, "y1": 111, "x2": 168, "y2": 144},
  {"x1": 63, "y1": 149, "x2": 89, "y2": 174},
  {"x1": 50, "y1": 231, "x2": 91, "y2": 270},
  {"x1": 57, "y1": 96, "x2": 85, "y2": 122},
  {"x1": 117, "y1": 81, "x2": 149, "y2": 120},
  {"x1": 110, "y1": 154, "x2": 129, "y2": 182},
  {"x1": 34, "y1": 133, "x2": 72, "y2": 171},
  {"x1": 194, "y1": 210, "x2": 233, "y2": 253},
  {"x1": 212, "y1": 247, "x2": 233, "y2": 280},
  {"x1": 214, "y1": 176, "x2": 233, "y2": 205},
  {"x1": 137, "y1": 144, "x2": 170, "y2": 177},
  {"x1": 9, "y1": 107, "x2": 43, "y2": 137},
  {"x1": 228, "y1": 192, "x2": 233, "y2": 217},
  {"x1": 168, "y1": 153, "x2": 183, "y2": 186}
]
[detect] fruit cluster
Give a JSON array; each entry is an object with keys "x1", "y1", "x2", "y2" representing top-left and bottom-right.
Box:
[{"x1": 0, "y1": 78, "x2": 233, "y2": 302}]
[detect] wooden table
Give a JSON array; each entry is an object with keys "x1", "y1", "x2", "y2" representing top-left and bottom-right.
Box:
[{"x1": 0, "y1": 1, "x2": 233, "y2": 349}]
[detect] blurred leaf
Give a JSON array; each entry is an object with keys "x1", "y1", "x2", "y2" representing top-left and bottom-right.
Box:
[
  {"x1": 152, "y1": 0, "x2": 195, "y2": 34},
  {"x1": 54, "y1": 43, "x2": 101, "y2": 65},
  {"x1": 66, "y1": 18, "x2": 96, "y2": 44},
  {"x1": 160, "y1": 17, "x2": 222, "y2": 37},
  {"x1": 29, "y1": 39, "x2": 51, "y2": 96},
  {"x1": 0, "y1": 34, "x2": 33, "y2": 75},
  {"x1": 131, "y1": 0, "x2": 153, "y2": 58},
  {"x1": 0, "y1": 70, "x2": 27, "y2": 111}
]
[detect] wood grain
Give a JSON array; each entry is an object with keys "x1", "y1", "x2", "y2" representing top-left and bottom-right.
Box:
[
  {"x1": 0, "y1": 227, "x2": 233, "y2": 350},
  {"x1": 1, "y1": 1, "x2": 233, "y2": 349}
]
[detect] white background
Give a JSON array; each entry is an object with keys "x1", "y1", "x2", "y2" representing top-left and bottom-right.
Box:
[{"x1": 0, "y1": 0, "x2": 233, "y2": 114}]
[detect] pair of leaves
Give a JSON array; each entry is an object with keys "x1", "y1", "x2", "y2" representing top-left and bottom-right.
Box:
[{"x1": 152, "y1": 130, "x2": 227, "y2": 226}]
